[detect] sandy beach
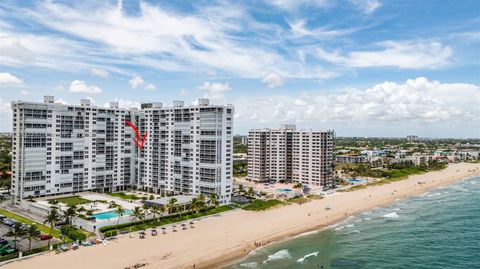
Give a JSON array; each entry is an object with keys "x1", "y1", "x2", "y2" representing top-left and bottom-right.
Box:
[{"x1": 3, "y1": 162, "x2": 480, "y2": 269}]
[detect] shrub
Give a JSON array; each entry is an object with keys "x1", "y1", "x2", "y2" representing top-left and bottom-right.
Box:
[
  {"x1": 243, "y1": 199, "x2": 284, "y2": 211},
  {"x1": 61, "y1": 226, "x2": 87, "y2": 242}
]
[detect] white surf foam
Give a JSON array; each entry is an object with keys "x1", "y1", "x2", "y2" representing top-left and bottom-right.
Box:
[
  {"x1": 296, "y1": 251, "x2": 319, "y2": 263},
  {"x1": 239, "y1": 262, "x2": 258, "y2": 268},
  {"x1": 263, "y1": 249, "x2": 291, "y2": 264},
  {"x1": 383, "y1": 212, "x2": 399, "y2": 219},
  {"x1": 346, "y1": 224, "x2": 355, "y2": 228}
]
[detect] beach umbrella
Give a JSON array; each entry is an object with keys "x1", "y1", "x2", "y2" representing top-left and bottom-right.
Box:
[{"x1": 189, "y1": 221, "x2": 194, "y2": 224}]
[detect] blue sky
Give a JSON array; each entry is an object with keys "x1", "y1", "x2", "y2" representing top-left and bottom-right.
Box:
[{"x1": 0, "y1": 0, "x2": 479, "y2": 137}]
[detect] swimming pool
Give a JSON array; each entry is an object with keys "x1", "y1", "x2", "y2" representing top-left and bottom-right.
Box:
[
  {"x1": 277, "y1": 188, "x2": 293, "y2": 193},
  {"x1": 92, "y1": 210, "x2": 133, "y2": 220},
  {"x1": 348, "y1": 178, "x2": 367, "y2": 184}
]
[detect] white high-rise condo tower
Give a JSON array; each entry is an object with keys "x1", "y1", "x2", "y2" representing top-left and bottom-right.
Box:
[
  {"x1": 11, "y1": 96, "x2": 234, "y2": 204},
  {"x1": 247, "y1": 125, "x2": 334, "y2": 189}
]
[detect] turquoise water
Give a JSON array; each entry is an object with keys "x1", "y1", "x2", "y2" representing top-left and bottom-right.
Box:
[
  {"x1": 226, "y1": 176, "x2": 480, "y2": 269},
  {"x1": 92, "y1": 209, "x2": 133, "y2": 220}
]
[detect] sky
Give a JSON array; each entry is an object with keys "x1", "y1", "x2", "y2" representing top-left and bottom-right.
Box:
[{"x1": 0, "y1": 0, "x2": 479, "y2": 138}]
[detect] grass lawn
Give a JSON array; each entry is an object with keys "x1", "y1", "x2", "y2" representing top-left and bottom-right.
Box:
[
  {"x1": 0, "y1": 208, "x2": 61, "y2": 238},
  {"x1": 286, "y1": 196, "x2": 310, "y2": 204},
  {"x1": 47, "y1": 195, "x2": 91, "y2": 206},
  {"x1": 242, "y1": 199, "x2": 285, "y2": 211},
  {"x1": 107, "y1": 192, "x2": 147, "y2": 200},
  {"x1": 100, "y1": 205, "x2": 235, "y2": 235}
]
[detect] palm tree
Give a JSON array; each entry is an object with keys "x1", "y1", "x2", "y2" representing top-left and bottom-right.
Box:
[
  {"x1": 196, "y1": 194, "x2": 206, "y2": 213},
  {"x1": 44, "y1": 208, "x2": 60, "y2": 247},
  {"x1": 130, "y1": 206, "x2": 144, "y2": 224},
  {"x1": 150, "y1": 205, "x2": 161, "y2": 222},
  {"x1": 6, "y1": 223, "x2": 27, "y2": 249},
  {"x1": 189, "y1": 198, "x2": 198, "y2": 214},
  {"x1": 115, "y1": 205, "x2": 125, "y2": 228},
  {"x1": 293, "y1": 182, "x2": 303, "y2": 195},
  {"x1": 142, "y1": 204, "x2": 150, "y2": 222},
  {"x1": 209, "y1": 193, "x2": 220, "y2": 207},
  {"x1": 62, "y1": 205, "x2": 78, "y2": 227},
  {"x1": 167, "y1": 198, "x2": 177, "y2": 215},
  {"x1": 25, "y1": 225, "x2": 40, "y2": 252},
  {"x1": 238, "y1": 184, "x2": 244, "y2": 194},
  {"x1": 247, "y1": 186, "x2": 255, "y2": 197},
  {"x1": 159, "y1": 205, "x2": 166, "y2": 222}
]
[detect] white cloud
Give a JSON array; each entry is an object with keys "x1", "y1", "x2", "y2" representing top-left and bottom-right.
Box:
[
  {"x1": 129, "y1": 75, "x2": 156, "y2": 90},
  {"x1": 56, "y1": 98, "x2": 70, "y2": 105},
  {"x1": 350, "y1": 0, "x2": 382, "y2": 15},
  {"x1": 0, "y1": 72, "x2": 23, "y2": 85},
  {"x1": 234, "y1": 77, "x2": 480, "y2": 135},
  {"x1": 180, "y1": 89, "x2": 190, "y2": 97},
  {"x1": 103, "y1": 99, "x2": 140, "y2": 109},
  {"x1": 288, "y1": 20, "x2": 358, "y2": 39},
  {"x1": 69, "y1": 80, "x2": 102, "y2": 94},
  {"x1": 129, "y1": 75, "x2": 145, "y2": 89},
  {"x1": 0, "y1": 36, "x2": 35, "y2": 65},
  {"x1": 199, "y1": 82, "x2": 231, "y2": 103},
  {"x1": 4, "y1": 1, "x2": 332, "y2": 80},
  {"x1": 316, "y1": 41, "x2": 452, "y2": 69},
  {"x1": 145, "y1": 83, "x2": 157, "y2": 91},
  {"x1": 20, "y1": 90, "x2": 29, "y2": 95},
  {"x1": 90, "y1": 68, "x2": 110, "y2": 78},
  {"x1": 262, "y1": 72, "x2": 285, "y2": 88},
  {"x1": 267, "y1": 0, "x2": 331, "y2": 10}
]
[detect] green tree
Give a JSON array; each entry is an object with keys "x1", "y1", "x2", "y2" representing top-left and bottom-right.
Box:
[
  {"x1": 115, "y1": 205, "x2": 125, "y2": 228},
  {"x1": 247, "y1": 186, "x2": 254, "y2": 197},
  {"x1": 209, "y1": 193, "x2": 220, "y2": 207},
  {"x1": 130, "y1": 206, "x2": 144, "y2": 224},
  {"x1": 25, "y1": 224, "x2": 41, "y2": 251},
  {"x1": 167, "y1": 198, "x2": 177, "y2": 215},
  {"x1": 62, "y1": 205, "x2": 78, "y2": 227},
  {"x1": 6, "y1": 223, "x2": 27, "y2": 249},
  {"x1": 44, "y1": 208, "x2": 60, "y2": 247}
]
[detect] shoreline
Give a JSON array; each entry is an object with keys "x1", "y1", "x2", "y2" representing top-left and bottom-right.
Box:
[
  {"x1": 3, "y1": 162, "x2": 480, "y2": 269},
  {"x1": 217, "y1": 173, "x2": 480, "y2": 269}
]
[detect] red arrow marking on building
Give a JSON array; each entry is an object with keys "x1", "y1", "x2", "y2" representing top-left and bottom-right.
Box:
[{"x1": 125, "y1": 120, "x2": 148, "y2": 149}]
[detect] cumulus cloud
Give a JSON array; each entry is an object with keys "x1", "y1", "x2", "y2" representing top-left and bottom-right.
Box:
[
  {"x1": 262, "y1": 72, "x2": 285, "y2": 88},
  {"x1": 90, "y1": 68, "x2": 109, "y2": 78},
  {"x1": 234, "y1": 77, "x2": 479, "y2": 135},
  {"x1": 103, "y1": 99, "x2": 141, "y2": 109},
  {"x1": 199, "y1": 82, "x2": 231, "y2": 103},
  {"x1": 316, "y1": 41, "x2": 452, "y2": 69},
  {"x1": 69, "y1": 80, "x2": 102, "y2": 94},
  {"x1": 145, "y1": 83, "x2": 157, "y2": 91},
  {"x1": 129, "y1": 75, "x2": 145, "y2": 88},
  {"x1": 129, "y1": 75, "x2": 156, "y2": 90},
  {"x1": 0, "y1": 72, "x2": 23, "y2": 85}
]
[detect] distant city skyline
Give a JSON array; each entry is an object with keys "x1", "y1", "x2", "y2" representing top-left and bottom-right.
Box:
[{"x1": 1, "y1": 0, "x2": 479, "y2": 138}]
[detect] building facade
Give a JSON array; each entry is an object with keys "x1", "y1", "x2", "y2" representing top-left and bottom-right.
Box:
[
  {"x1": 247, "y1": 125, "x2": 334, "y2": 189},
  {"x1": 11, "y1": 96, "x2": 233, "y2": 204}
]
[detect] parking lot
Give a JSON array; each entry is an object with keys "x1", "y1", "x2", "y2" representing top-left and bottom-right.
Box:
[{"x1": 0, "y1": 217, "x2": 57, "y2": 253}]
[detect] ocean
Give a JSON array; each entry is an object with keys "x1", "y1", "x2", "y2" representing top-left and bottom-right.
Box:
[{"x1": 225, "y1": 176, "x2": 480, "y2": 269}]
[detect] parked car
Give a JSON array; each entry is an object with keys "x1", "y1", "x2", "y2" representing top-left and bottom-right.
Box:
[
  {"x1": 0, "y1": 214, "x2": 6, "y2": 220},
  {"x1": 39, "y1": 234, "x2": 52, "y2": 240},
  {"x1": 2, "y1": 218, "x2": 16, "y2": 227}
]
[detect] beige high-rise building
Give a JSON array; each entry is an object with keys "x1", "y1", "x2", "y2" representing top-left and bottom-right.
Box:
[{"x1": 247, "y1": 125, "x2": 334, "y2": 189}]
